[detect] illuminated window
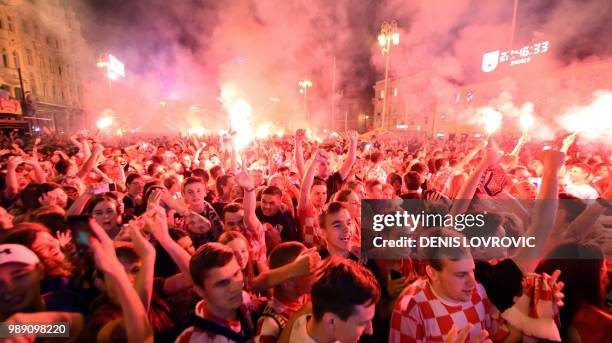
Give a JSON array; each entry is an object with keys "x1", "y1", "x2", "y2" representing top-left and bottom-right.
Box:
[
  {"x1": 393, "y1": 87, "x2": 398, "y2": 96},
  {"x1": 380, "y1": 90, "x2": 384, "y2": 99},
  {"x1": 30, "y1": 73, "x2": 36, "y2": 94},
  {"x1": 25, "y1": 49, "x2": 32, "y2": 65},
  {"x1": 2, "y1": 50, "x2": 8, "y2": 67},
  {"x1": 12, "y1": 51, "x2": 19, "y2": 68}
]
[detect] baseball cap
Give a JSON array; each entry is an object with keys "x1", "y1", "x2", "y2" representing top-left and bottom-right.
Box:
[{"x1": 0, "y1": 244, "x2": 40, "y2": 266}]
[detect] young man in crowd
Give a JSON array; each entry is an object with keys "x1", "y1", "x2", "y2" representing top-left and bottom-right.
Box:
[
  {"x1": 279, "y1": 257, "x2": 380, "y2": 343},
  {"x1": 364, "y1": 179, "x2": 385, "y2": 199},
  {"x1": 213, "y1": 173, "x2": 236, "y2": 215},
  {"x1": 318, "y1": 202, "x2": 359, "y2": 261},
  {"x1": 256, "y1": 185, "x2": 299, "y2": 250},
  {"x1": 366, "y1": 151, "x2": 387, "y2": 184},
  {"x1": 123, "y1": 173, "x2": 145, "y2": 219},
  {"x1": 389, "y1": 228, "x2": 517, "y2": 343},
  {"x1": 400, "y1": 171, "x2": 423, "y2": 199},
  {"x1": 564, "y1": 162, "x2": 599, "y2": 200},
  {"x1": 181, "y1": 176, "x2": 224, "y2": 244},
  {"x1": 176, "y1": 242, "x2": 254, "y2": 343}
]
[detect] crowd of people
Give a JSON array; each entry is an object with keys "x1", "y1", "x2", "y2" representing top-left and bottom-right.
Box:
[{"x1": 0, "y1": 126, "x2": 610, "y2": 343}]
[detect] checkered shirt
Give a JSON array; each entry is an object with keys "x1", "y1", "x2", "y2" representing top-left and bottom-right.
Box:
[
  {"x1": 389, "y1": 278, "x2": 509, "y2": 343},
  {"x1": 297, "y1": 203, "x2": 325, "y2": 249},
  {"x1": 244, "y1": 222, "x2": 268, "y2": 264}
]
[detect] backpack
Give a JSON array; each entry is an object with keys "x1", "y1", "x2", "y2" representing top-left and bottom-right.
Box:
[{"x1": 258, "y1": 305, "x2": 289, "y2": 331}]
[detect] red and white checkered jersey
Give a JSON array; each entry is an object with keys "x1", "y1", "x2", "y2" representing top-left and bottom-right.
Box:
[
  {"x1": 297, "y1": 203, "x2": 325, "y2": 248},
  {"x1": 389, "y1": 278, "x2": 510, "y2": 343},
  {"x1": 243, "y1": 222, "x2": 268, "y2": 264}
]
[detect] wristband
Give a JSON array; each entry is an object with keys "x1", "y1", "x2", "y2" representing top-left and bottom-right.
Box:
[{"x1": 243, "y1": 186, "x2": 255, "y2": 193}]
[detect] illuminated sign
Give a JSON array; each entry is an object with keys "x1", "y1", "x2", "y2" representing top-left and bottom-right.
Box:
[
  {"x1": 107, "y1": 54, "x2": 125, "y2": 80},
  {"x1": 482, "y1": 41, "x2": 550, "y2": 73}
]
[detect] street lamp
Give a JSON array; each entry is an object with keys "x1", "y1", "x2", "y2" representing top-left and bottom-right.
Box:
[
  {"x1": 298, "y1": 80, "x2": 313, "y2": 121},
  {"x1": 378, "y1": 20, "x2": 399, "y2": 130}
]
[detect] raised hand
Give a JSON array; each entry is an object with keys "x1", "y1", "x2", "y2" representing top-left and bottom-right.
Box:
[
  {"x1": 295, "y1": 129, "x2": 306, "y2": 143},
  {"x1": 546, "y1": 269, "x2": 565, "y2": 308},
  {"x1": 56, "y1": 230, "x2": 72, "y2": 249},
  {"x1": 540, "y1": 149, "x2": 565, "y2": 172},
  {"x1": 347, "y1": 130, "x2": 358, "y2": 144},
  {"x1": 129, "y1": 223, "x2": 155, "y2": 258},
  {"x1": 7, "y1": 156, "x2": 23, "y2": 170},
  {"x1": 146, "y1": 189, "x2": 163, "y2": 211},
  {"x1": 288, "y1": 247, "x2": 322, "y2": 277},
  {"x1": 88, "y1": 218, "x2": 124, "y2": 275},
  {"x1": 144, "y1": 207, "x2": 171, "y2": 243},
  {"x1": 235, "y1": 170, "x2": 255, "y2": 190}
]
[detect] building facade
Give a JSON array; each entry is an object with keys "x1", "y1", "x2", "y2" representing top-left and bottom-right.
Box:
[{"x1": 0, "y1": 0, "x2": 92, "y2": 132}]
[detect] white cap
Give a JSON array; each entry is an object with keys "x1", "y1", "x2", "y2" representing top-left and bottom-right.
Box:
[{"x1": 0, "y1": 244, "x2": 40, "y2": 266}]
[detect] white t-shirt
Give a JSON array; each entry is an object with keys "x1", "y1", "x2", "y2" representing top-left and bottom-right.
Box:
[{"x1": 288, "y1": 314, "x2": 317, "y2": 343}]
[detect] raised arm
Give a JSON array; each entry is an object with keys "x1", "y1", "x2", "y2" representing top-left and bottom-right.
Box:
[
  {"x1": 129, "y1": 224, "x2": 156, "y2": 311},
  {"x1": 509, "y1": 134, "x2": 528, "y2": 157},
  {"x1": 235, "y1": 170, "x2": 262, "y2": 232},
  {"x1": 564, "y1": 175, "x2": 611, "y2": 241},
  {"x1": 28, "y1": 138, "x2": 47, "y2": 183},
  {"x1": 146, "y1": 203, "x2": 192, "y2": 279},
  {"x1": 66, "y1": 187, "x2": 93, "y2": 216},
  {"x1": 450, "y1": 141, "x2": 499, "y2": 216},
  {"x1": 560, "y1": 132, "x2": 577, "y2": 154},
  {"x1": 89, "y1": 218, "x2": 153, "y2": 343},
  {"x1": 77, "y1": 143, "x2": 104, "y2": 179},
  {"x1": 337, "y1": 130, "x2": 358, "y2": 180},
  {"x1": 452, "y1": 140, "x2": 486, "y2": 173},
  {"x1": 294, "y1": 129, "x2": 306, "y2": 179},
  {"x1": 298, "y1": 151, "x2": 326, "y2": 211},
  {"x1": 250, "y1": 248, "x2": 320, "y2": 293},
  {"x1": 4, "y1": 156, "x2": 23, "y2": 198},
  {"x1": 512, "y1": 149, "x2": 564, "y2": 274}
]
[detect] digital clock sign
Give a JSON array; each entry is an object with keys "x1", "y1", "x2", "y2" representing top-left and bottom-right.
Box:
[{"x1": 482, "y1": 41, "x2": 550, "y2": 73}]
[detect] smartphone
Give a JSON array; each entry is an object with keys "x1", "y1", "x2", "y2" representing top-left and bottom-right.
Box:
[
  {"x1": 92, "y1": 182, "x2": 116, "y2": 194},
  {"x1": 67, "y1": 215, "x2": 94, "y2": 257},
  {"x1": 390, "y1": 269, "x2": 403, "y2": 280}
]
